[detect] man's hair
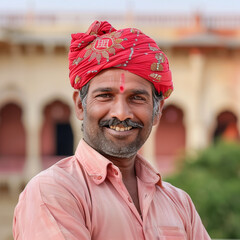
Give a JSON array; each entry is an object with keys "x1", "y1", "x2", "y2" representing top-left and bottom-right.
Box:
[{"x1": 79, "y1": 82, "x2": 163, "y2": 117}]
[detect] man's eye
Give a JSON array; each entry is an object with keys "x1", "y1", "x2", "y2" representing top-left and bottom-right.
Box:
[
  {"x1": 131, "y1": 95, "x2": 145, "y2": 101},
  {"x1": 96, "y1": 93, "x2": 112, "y2": 99}
]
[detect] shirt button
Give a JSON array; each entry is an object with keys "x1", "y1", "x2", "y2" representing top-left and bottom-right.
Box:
[
  {"x1": 113, "y1": 169, "x2": 118, "y2": 176},
  {"x1": 127, "y1": 196, "x2": 132, "y2": 203},
  {"x1": 94, "y1": 176, "x2": 102, "y2": 180}
]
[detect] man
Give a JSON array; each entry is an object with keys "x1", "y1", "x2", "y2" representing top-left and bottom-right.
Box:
[{"x1": 13, "y1": 21, "x2": 211, "y2": 240}]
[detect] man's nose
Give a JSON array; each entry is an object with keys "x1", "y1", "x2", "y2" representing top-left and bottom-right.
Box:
[{"x1": 110, "y1": 97, "x2": 133, "y2": 121}]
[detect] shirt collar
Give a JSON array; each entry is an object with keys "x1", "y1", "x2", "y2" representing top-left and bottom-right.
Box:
[
  {"x1": 135, "y1": 154, "x2": 163, "y2": 187},
  {"x1": 75, "y1": 139, "x2": 111, "y2": 185},
  {"x1": 75, "y1": 139, "x2": 162, "y2": 187}
]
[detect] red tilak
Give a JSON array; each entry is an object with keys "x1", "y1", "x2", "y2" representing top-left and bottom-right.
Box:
[{"x1": 120, "y1": 73, "x2": 125, "y2": 93}]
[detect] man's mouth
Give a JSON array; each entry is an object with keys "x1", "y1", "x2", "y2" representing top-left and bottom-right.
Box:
[{"x1": 109, "y1": 125, "x2": 132, "y2": 131}]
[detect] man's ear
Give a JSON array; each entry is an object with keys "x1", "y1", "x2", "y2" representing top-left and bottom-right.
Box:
[
  {"x1": 153, "y1": 100, "x2": 164, "y2": 126},
  {"x1": 73, "y1": 91, "x2": 84, "y2": 120}
]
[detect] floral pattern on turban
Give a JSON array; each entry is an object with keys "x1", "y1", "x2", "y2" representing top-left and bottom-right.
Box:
[{"x1": 69, "y1": 21, "x2": 173, "y2": 98}]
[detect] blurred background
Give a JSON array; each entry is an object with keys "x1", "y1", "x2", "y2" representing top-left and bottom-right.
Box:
[{"x1": 0, "y1": 0, "x2": 240, "y2": 239}]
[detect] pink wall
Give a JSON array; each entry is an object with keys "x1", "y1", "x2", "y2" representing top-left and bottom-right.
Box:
[
  {"x1": 41, "y1": 100, "x2": 71, "y2": 156},
  {"x1": 0, "y1": 103, "x2": 26, "y2": 156},
  {"x1": 155, "y1": 105, "x2": 186, "y2": 174}
]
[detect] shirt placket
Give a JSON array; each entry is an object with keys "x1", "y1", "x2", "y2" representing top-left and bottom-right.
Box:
[
  {"x1": 137, "y1": 178, "x2": 156, "y2": 239},
  {"x1": 108, "y1": 168, "x2": 143, "y2": 225}
]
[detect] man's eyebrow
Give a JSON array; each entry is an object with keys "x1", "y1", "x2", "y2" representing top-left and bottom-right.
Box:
[
  {"x1": 131, "y1": 89, "x2": 150, "y2": 96},
  {"x1": 92, "y1": 87, "x2": 113, "y2": 93}
]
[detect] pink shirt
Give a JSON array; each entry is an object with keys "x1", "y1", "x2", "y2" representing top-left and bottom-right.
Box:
[{"x1": 13, "y1": 140, "x2": 211, "y2": 240}]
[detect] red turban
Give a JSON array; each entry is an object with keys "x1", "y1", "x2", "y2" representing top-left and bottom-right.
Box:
[{"x1": 69, "y1": 21, "x2": 173, "y2": 98}]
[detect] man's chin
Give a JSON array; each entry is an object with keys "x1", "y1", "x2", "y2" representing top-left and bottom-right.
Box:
[
  {"x1": 100, "y1": 143, "x2": 140, "y2": 159},
  {"x1": 84, "y1": 135, "x2": 143, "y2": 158},
  {"x1": 102, "y1": 150, "x2": 137, "y2": 159}
]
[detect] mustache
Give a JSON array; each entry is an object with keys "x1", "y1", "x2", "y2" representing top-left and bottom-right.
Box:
[{"x1": 99, "y1": 117, "x2": 143, "y2": 129}]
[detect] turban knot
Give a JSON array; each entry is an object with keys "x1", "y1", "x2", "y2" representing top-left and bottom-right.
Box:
[{"x1": 69, "y1": 21, "x2": 173, "y2": 98}]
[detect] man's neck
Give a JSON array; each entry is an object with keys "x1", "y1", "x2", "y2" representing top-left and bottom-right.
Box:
[{"x1": 106, "y1": 154, "x2": 137, "y2": 180}]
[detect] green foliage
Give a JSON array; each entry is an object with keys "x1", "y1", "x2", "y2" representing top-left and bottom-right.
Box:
[{"x1": 166, "y1": 141, "x2": 240, "y2": 239}]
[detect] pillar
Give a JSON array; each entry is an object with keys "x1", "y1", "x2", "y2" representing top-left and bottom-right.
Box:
[
  {"x1": 70, "y1": 110, "x2": 83, "y2": 150},
  {"x1": 185, "y1": 49, "x2": 208, "y2": 150},
  {"x1": 23, "y1": 103, "x2": 42, "y2": 181},
  {"x1": 142, "y1": 125, "x2": 158, "y2": 168}
]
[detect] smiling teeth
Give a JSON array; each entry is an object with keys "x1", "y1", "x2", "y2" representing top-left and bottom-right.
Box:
[{"x1": 110, "y1": 126, "x2": 132, "y2": 131}]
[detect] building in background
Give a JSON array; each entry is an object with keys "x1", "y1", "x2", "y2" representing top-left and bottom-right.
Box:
[{"x1": 0, "y1": 12, "x2": 239, "y2": 194}]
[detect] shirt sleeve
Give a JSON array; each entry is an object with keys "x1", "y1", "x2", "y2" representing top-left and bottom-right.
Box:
[
  {"x1": 183, "y1": 192, "x2": 211, "y2": 240},
  {"x1": 13, "y1": 174, "x2": 92, "y2": 240}
]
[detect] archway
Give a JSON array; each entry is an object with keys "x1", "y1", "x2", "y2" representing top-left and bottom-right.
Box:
[
  {"x1": 213, "y1": 111, "x2": 239, "y2": 142},
  {"x1": 41, "y1": 100, "x2": 73, "y2": 169},
  {"x1": 155, "y1": 104, "x2": 186, "y2": 175},
  {"x1": 0, "y1": 103, "x2": 26, "y2": 172}
]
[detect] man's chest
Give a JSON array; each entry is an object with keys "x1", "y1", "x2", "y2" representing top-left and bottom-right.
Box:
[{"x1": 82, "y1": 178, "x2": 188, "y2": 240}]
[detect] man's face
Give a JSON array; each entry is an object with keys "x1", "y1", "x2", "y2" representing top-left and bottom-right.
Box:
[{"x1": 74, "y1": 69, "x2": 160, "y2": 159}]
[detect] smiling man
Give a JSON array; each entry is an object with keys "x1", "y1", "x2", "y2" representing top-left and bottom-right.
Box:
[{"x1": 13, "y1": 21, "x2": 211, "y2": 240}]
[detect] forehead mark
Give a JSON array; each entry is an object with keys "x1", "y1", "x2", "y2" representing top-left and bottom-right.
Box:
[{"x1": 120, "y1": 73, "x2": 125, "y2": 93}]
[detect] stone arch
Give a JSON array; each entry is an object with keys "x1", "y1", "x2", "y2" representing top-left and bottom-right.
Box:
[
  {"x1": 213, "y1": 110, "x2": 239, "y2": 142},
  {"x1": 0, "y1": 85, "x2": 27, "y2": 110},
  {"x1": 41, "y1": 99, "x2": 74, "y2": 169},
  {"x1": 155, "y1": 104, "x2": 186, "y2": 175},
  {"x1": 0, "y1": 102, "x2": 26, "y2": 172}
]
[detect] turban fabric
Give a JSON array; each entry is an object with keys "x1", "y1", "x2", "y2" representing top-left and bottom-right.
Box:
[{"x1": 69, "y1": 21, "x2": 173, "y2": 98}]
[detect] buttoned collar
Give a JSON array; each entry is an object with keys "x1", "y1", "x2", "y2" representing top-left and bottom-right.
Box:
[
  {"x1": 75, "y1": 139, "x2": 162, "y2": 187},
  {"x1": 135, "y1": 154, "x2": 163, "y2": 188}
]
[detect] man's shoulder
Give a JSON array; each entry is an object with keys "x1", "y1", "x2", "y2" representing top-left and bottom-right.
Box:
[
  {"x1": 159, "y1": 181, "x2": 192, "y2": 207},
  {"x1": 22, "y1": 155, "x2": 89, "y2": 200},
  {"x1": 161, "y1": 181, "x2": 187, "y2": 194},
  {"x1": 32, "y1": 156, "x2": 78, "y2": 183}
]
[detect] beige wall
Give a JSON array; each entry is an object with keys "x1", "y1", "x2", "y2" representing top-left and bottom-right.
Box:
[{"x1": 0, "y1": 25, "x2": 240, "y2": 184}]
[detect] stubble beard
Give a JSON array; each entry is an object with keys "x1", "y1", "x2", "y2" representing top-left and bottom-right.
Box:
[
  {"x1": 83, "y1": 126, "x2": 142, "y2": 159},
  {"x1": 82, "y1": 121, "x2": 153, "y2": 159}
]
